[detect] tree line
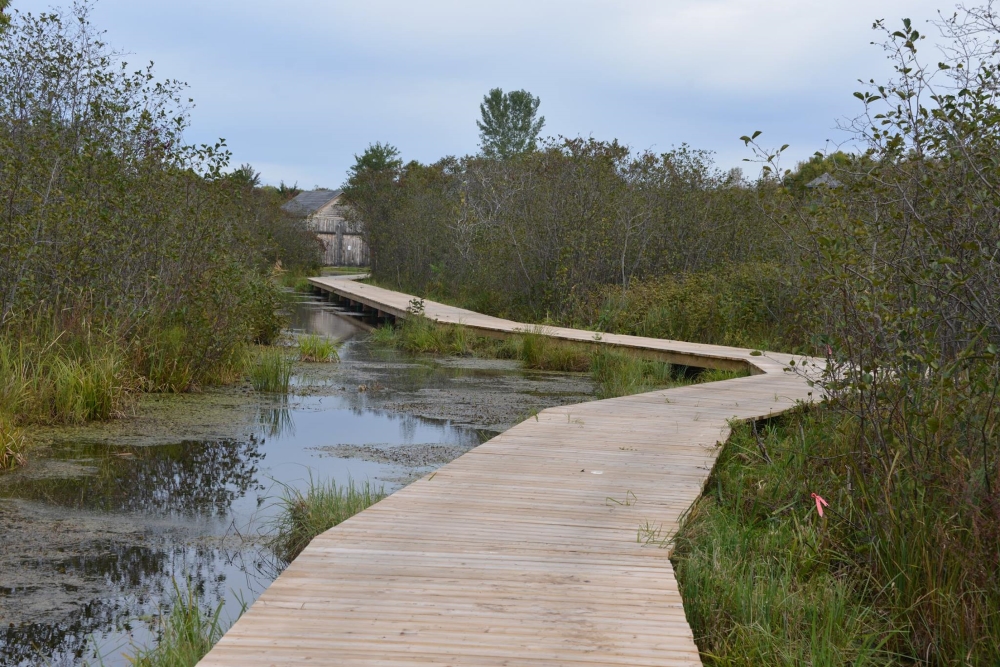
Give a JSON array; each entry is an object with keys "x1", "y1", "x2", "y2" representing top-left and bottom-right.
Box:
[{"x1": 0, "y1": 2, "x2": 320, "y2": 453}]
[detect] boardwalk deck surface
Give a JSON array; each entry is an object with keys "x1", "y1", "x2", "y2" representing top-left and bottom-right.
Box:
[{"x1": 199, "y1": 276, "x2": 821, "y2": 666}]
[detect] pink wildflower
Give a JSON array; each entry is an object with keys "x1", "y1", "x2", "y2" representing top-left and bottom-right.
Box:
[{"x1": 811, "y1": 493, "x2": 829, "y2": 517}]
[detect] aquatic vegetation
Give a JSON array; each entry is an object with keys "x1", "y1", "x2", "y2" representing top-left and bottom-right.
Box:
[
  {"x1": 297, "y1": 334, "x2": 340, "y2": 362},
  {"x1": 247, "y1": 346, "x2": 293, "y2": 393},
  {"x1": 268, "y1": 477, "x2": 387, "y2": 563},
  {"x1": 369, "y1": 318, "x2": 745, "y2": 399},
  {"x1": 125, "y1": 581, "x2": 230, "y2": 667}
]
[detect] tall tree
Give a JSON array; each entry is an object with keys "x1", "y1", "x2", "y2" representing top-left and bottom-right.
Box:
[
  {"x1": 476, "y1": 88, "x2": 545, "y2": 159},
  {"x1": 347, "y1": 142, "x2": 402, "y2": 181},
  {"x1": 342, "y1": 142, "x2": 403, "y2": 276}
]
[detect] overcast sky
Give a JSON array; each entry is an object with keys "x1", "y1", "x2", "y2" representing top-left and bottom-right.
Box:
[{"x1": 15, "y1": 0, "x2": 949, "y2": 187}]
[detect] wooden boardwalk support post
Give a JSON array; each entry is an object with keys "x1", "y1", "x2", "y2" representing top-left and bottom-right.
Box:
[{"x1": 198, "y1": 275, "x2": 822, "y2": 666}]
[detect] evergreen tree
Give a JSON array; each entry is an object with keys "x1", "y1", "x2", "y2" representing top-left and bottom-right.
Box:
[{"x1": 477, "y1": 88, "x2": 545, "y2": 159}]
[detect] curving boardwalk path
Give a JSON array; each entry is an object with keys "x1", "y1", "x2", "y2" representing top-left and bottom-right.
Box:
[{"x1": 199, "y1": 276, "x2": 821, "y2": 666}]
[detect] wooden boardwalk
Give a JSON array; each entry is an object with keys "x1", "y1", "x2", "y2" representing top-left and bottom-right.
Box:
[{"x1": 199, "y1": 276, "x2": 821, "y2": 666}]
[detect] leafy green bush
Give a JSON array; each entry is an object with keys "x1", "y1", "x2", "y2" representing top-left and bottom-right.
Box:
[
  {"x1": 585, "y1": 262, "x2": 804, "y2": 351},
  {"x1": 344, "y1": 139, "x2": 785, "y2": 324}
]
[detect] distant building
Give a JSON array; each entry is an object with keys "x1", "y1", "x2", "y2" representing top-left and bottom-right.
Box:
[
  {"x1": 280, "y1": 189, "x2": 369, "y2": 267},
  {"x1": 805, "y1": 173, "x2": 842, "y2": 189}
]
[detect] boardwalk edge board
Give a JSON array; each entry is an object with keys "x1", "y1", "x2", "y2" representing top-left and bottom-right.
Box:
[{"x1": 198, "y1": 275, "x2": 822, "y2": 666}]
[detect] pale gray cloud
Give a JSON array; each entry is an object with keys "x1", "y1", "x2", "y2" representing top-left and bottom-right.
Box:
[{"x1": 14, "y1": 0, "x2": 949, "y2": 185}]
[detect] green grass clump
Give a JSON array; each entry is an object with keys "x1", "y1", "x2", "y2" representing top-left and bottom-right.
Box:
[
  {"x1": 269, "y1": 478, "x2": 387, "y2": 563},
  {"x1": 672, "y1": 415, "x2": 890, "y2": 664},
  {"x1": 0, "y1": 331, "x2": 136, "y2": 425},
  {"x1": 297, "y1": 334, "x2": 340, "y2": 362},
  {"x1": 247, "y1": 346, "x2": 293, "y2": 393},
  {"x1": 126, "y1": 582, "x2": 228, "y2": 667},
  {"x1": 516, "y1": 330, "x2": 591, "y2": 372}
]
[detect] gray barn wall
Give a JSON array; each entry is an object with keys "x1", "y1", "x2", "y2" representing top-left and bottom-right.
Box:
[
  {"x1": 316, "y1": 232, "x2": 369, "y2": 267},
  {"x1": 309, "y1": 201, "x2": 369, "y2": 267}
]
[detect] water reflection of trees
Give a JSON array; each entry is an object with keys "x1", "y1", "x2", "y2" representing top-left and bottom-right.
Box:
[
  {"x1": 1, "y1": 438, "x2": 264, "y2": 516},
  {"x1": 1, "y1": 541, "x2": 240, "y2": 666},
  {"x1": 256, "y1": 399, "x2": 293, "y2": 439}
]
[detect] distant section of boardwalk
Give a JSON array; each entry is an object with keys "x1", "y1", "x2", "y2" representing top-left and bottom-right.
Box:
[{"x1": 199, "y1": 276, "x2": 821, "y2": 666}]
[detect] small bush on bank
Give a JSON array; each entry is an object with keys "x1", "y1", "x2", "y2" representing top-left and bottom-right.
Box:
[{"x1": 269, "y1": 478, "x2": 387, "y2": 563}]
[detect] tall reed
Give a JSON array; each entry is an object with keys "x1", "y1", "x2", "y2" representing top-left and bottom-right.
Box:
[{"x1": 0, "y1": 329, "x2": 135, "y2": 425}]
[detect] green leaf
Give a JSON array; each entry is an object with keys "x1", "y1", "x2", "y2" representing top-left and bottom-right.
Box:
[{"x1": 751, "y1": 130, "x2": 762, "y2": 140}]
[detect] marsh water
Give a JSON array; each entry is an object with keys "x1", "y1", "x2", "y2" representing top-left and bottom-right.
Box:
[{"x1": 0, "y1": 294, "x2": 595, "y2": 666}]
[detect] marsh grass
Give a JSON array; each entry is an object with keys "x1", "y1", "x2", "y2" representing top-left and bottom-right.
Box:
[
  {"x1": 247, "y1": 346, "x2": 293, "y2": 393},
  {"x1": 672, "y1": 408, "x2": 1000, "y2": 665},
  {"x1": 0, "y1": 330, "x2": 136, "y2": 426},
  {"x1": 297, "y1": 334, "x2": 340, "y2": 362},
  {"x1": 516, "y1": 330, "x2": 590, "y2": 372},
  {"x1": 125, "y1": 581, "x2": 230, "y2": 667},
  {"x1": 268, "y1": 477, "x2": 387, "y2": 563},
  {"x1": 671, "y1": 414, "x2": 893, "y2": 664},
  {"x1": 590, "y1": 348, "x2": 677, "y2": 398},
  {"x1": 0, "y1": 414, "x2": 27, "y2": 471},
  {"x1": 369, "y1": 316, "x2": 745, "y2": 399}
]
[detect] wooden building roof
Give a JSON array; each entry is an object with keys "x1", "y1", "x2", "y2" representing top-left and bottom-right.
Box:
[{"x1": 280, "y1": 189, "x2": 343, "y2": 216}]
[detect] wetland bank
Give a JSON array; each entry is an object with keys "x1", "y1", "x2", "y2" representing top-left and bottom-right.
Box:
[{"x1": 0, "y1": 296, "x2": 596, "y2": 666}]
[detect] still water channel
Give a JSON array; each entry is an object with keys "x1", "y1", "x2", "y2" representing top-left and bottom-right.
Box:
[{"x1": 0, "y1": 295, "x2": 595, "y2": 666}]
